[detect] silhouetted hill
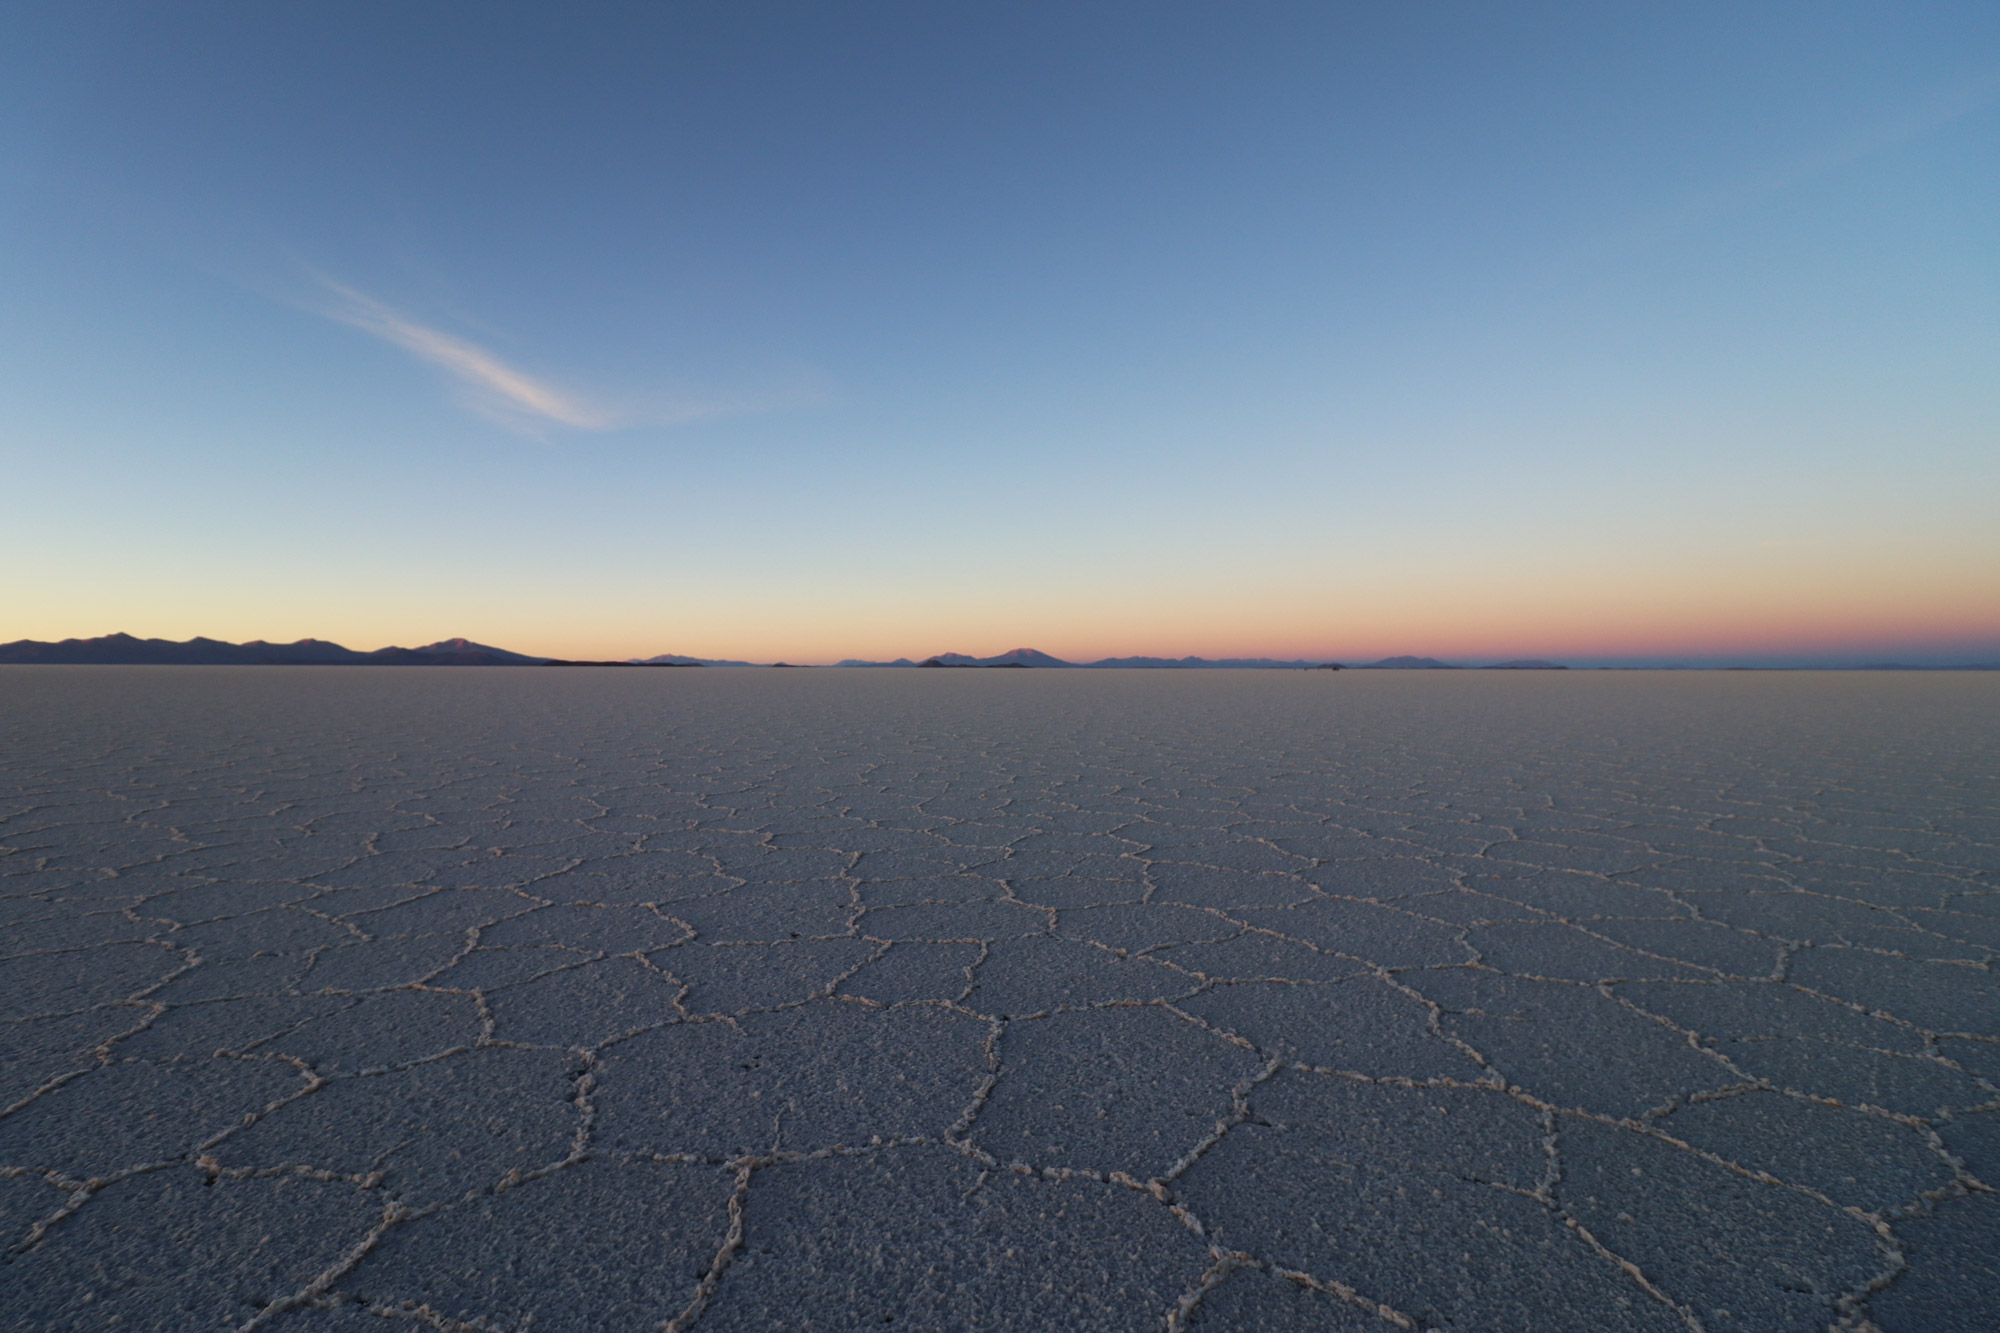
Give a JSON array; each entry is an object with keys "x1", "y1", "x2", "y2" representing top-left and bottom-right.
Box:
[
  {"x1": 843, "y1": 650, "x2": 1347, "y2": 669},
  {"x1": 988, "y1": 647, "x2": 1072, "y2": 667},
  {"x1": 913, "y1": 648, "x2": 1074, "y2": 667},
  {"x1": 373, "y1": 638, "x2": 549, "y2": 665},
  {"x1": 0, "y1": 633, "x2": 376, "y2": 665},
  {"x1": 1087, "y1": 655, "x2": 1338, "y2": 669},
  {"x1": 0, "y1": 634, "x2": 690, "y2": 667},
  {"x1": 892, "y1": 649, "x2": 1067, "y2": 667},
  {"x1": 633, "y1": 653, "x2": 756, "y2": 666},
  {"x1": 23, "y1": 636, "x2": 1984, "y2": 672}
]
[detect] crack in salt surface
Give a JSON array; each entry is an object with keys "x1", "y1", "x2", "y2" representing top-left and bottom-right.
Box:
[{"x1": 1, "y1": 667, "x2": 1995, "y2": 1330}]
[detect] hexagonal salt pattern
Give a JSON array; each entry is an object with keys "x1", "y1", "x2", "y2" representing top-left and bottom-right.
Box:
[{"x1": 1, "y1": 666, "x2": 1994, "y2": 1331}]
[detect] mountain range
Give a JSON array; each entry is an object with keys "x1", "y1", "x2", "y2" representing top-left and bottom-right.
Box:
[
  {"x1": 634, "y1": 652, "x2": 766, "y2": 667},
  {"x1": 0, "y1": 637, "x2": 1560, "y2": 669},
  {"x1": 0, "y1": 634, "x2": 685, "y2": 667},
  {"x1": 830, "y1": 647, "x2": 1344, "y2": 668},
  {"x1": 829, "y1": 649, "x2": 1565, "y2": 669},
  {"x1": 27, "y1": 636, "x2": 1988, "y2": 670}
]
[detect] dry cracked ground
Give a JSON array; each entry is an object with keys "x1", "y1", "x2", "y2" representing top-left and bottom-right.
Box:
[{"x1": 1, "y1": 667, "x2": 1996, "y2": 1332}]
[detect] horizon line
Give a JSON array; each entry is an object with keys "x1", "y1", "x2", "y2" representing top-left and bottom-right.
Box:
[{"x1": 3, "y1": 631, "x2": 1998, "y2": 672}]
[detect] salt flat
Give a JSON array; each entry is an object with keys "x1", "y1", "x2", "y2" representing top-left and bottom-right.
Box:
[{"x1": 1, "y1": 666, "x2": 1994, "y2": 1332}]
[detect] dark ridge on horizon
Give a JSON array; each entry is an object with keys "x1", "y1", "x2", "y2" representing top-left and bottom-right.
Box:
[
  {"x1": 5, "y1": 635, "x2": 1996, "y2": 671},
  {"x1": 1355, "y1": 655, "x2": 1457, "y2": 669},
  {"x1": 839, "y1": 649, "x2": 1357, "y2": 669},
  {"x1": 635, "y1": 651, "x2": 762, "y2": 667},
  {"x1": 924, "y1": 648, "x2": 1069, "y2": 668},
  {"x1": 0, "y1": 633, "x2": 695, "y2": 668}
]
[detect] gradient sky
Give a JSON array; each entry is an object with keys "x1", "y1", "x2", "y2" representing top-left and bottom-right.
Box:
[{"x1": 3, "y1": 3, "x2": 1996, "y2": 665}]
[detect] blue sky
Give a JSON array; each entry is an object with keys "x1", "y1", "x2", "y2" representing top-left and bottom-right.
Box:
[{"x1": 3, "y1": 3, "x2": 1996, "y2": 664}]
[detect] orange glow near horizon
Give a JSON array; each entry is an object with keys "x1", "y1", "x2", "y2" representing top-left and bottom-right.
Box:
[
  {"x1": 8, "y1": 548, "x2": 1996, "y2": 665},
  {"x1": 6, "y1": 7, "x2": 1999, "y2": 678}
]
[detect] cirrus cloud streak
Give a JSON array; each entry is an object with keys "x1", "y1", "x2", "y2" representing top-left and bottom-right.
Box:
[{"x1": 316, "y1": 278, "x2": 616, "y2": 430}]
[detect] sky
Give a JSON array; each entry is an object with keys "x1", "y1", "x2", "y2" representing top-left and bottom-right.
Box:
[{"x1": 2, "y1": 2, "x2": 1996, "y2": 666}]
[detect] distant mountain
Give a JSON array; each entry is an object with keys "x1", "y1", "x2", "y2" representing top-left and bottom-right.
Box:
[
  {"x1": 935, "y1": 648, "x2": 1075, "y2": 667},
  {"x1": 918, "y1": 656, "x2": 1028, "y2": 668},
  {"x1": 0, "y1": 633, "x2": 386, "y2": 665},
  {"x1": 842, "y1": 649, "x2": 1347, "y2": 669},
  {"x1": 38, "y1": 637, "x2": 1982, "y2": 672},
  {"x1": 1087, "y1": 655, "x2": 1340, "y2": 669},
  {"x1": 889, "y1": 648, "x2": 1074, "y2": 668},
  {"x1": 231, "y1": 638, "x2": 361, "y2": 663},
  {"x1": 633, "y1": 653, "x2": 758, "y2": 667},
  {"x1": 0, "y1": 633, "x2": 310, "y2": 665},
  {"x1": 375, "y1": 638, "x2": 548, "y2": 665},
  {"x1": 0, "y1": 633, "x2": 687, "y2": 667},
  {"x1": 837, "y1": 653, "x2": 1027, "y2": 667},
  {"x1": 1360, "y1": 656, "x2": 1460, "y2": 669}
]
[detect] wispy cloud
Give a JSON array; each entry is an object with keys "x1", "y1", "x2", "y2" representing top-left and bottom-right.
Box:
[
  {"x1": 316, "y1": 278, "x2": 616, "y2": 430},
  {"x1": 1608, "y1": 66, "x2": 2000, "y2": 258}
]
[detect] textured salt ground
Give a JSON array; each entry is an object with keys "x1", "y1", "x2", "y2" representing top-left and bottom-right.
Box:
[{"x1": 0, "y1": 668, "x2": 1995, "y2": 1332}]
